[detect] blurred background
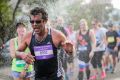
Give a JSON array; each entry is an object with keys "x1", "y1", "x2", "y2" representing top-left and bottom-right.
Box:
[{"x1": 0, "y1": 0, "x2": 120, "y2": 80}]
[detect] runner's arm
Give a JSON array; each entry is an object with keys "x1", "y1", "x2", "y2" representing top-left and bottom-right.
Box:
[
  {"x1": 89, "y1": 30, "x2": 96, "y2": 59},
  {"x1": 59, "y1": 31, "x2": 74, "y2": 55},
  {"x1": 114, "y1": 33, "x2": 119, "y2": 51},
  {"x1": 89, "y1": 30, "x2": 96, "y2": 52},
  {"x1": 15, "y1": 34, "x2": 35, "y2": 64},
  {"x1": 9, "y1": 38, "x2": 16, "y2": 58}
]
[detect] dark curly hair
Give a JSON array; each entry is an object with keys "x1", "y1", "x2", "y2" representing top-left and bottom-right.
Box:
[{"x1": 30, "y1": 7, "x2": 48, "y2": 21}]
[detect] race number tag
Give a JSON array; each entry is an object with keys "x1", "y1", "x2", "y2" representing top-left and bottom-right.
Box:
[
  {"x1": 108, "y1": 37, "x2": 115, "y2": 43},
  {"x1": 16, "y1": 60, "x2": 26, "y2": 67},
  {"x1": 34, "y1": 45, "x2": 54, "y2": 60}
]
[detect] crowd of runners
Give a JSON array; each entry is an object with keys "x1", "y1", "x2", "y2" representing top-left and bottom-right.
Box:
[
  {"x1": 48, "y1": 13, "x2": 120, "y2": 80},
  {"x1": 1, "y1": 7, "x2": 120, "y2": 80}
]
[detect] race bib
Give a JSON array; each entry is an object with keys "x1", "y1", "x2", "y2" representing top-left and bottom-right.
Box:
[
  {"x1": 34, "y1": 44, "x2": 54, "y2": 60},
  {"x1": 107, "y1": 37, "x2": 115, "y2": 43},
  {"x1": 16, "y1": 59, "x2": 26, "y2": 67},
  {"x1": 78, "y1": 45, "x2": 87, "y2": 51},
  {"x1": 78, "y1": 61, "x2": 86, "y2": 69}
]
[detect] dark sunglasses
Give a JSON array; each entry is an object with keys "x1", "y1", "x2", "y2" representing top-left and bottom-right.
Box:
[{"x1": 30, "y1": 20, "x2": 42, "y2": 24}]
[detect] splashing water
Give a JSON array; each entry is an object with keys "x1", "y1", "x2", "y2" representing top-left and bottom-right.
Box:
[{"x1": 0, "y1": 41, "x2": 11, "y2": 66}]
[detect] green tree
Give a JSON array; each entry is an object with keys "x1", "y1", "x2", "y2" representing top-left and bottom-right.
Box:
[
  {"x1": 0, "y1": 0, "x2": 12, "y2": 42},
  {"x1": 66, "y1": 1, "x2": 113, "y2": 29},
  {"x1": 0, "y1": 0, "x2": 21, "y2": 43}
]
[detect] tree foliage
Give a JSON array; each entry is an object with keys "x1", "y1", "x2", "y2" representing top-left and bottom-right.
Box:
[
  {"x1": 0, "y1": 0, "x2": 21, "y2": 43},
  {"x1": 0, "y1": 0, "x2": 116, "y2": 43},
  {"x1": 0, "y1": 0, "x2": 12, "y2": 43},
  {"x1": 66, "y1": 1, "x2": 113, "y2": 29}
]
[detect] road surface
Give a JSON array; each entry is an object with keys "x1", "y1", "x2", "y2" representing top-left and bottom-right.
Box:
[{"x1": 0, "y1": 61, "x2": 120, "y2": 80}]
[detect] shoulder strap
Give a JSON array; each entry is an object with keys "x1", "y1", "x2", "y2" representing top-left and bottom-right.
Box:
[
  {"x1": 14, "y1": 37, "x2": 18, "y2": 50},
  {"x1": 87, "y1": 29, "x2": 91, "y2": 38},
  {"x1": 48, "y1": 27, "x2": 51, "y2": 35},
  {"x1": 76, "y1": 31, "x2": 80, "y2": 45}
]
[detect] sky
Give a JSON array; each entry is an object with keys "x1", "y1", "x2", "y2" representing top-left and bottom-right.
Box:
[
  {"x1": 83, "y1": 0, "x2": 120, "y2": 9},
  {"x1": 112, "y1": 0, "x2": 120, "y2": 9}
]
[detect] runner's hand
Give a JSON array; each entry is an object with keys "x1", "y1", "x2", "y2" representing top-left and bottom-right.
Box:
[
  {"x1": 20, "y1": 70, "x2": 26, "y2": 78},
  {"x1": 21, "y1": 54, "x2": 35, "y2": 64},
  {"x1": 61, "y1": 41, "x2": 73, "y2": 55}
]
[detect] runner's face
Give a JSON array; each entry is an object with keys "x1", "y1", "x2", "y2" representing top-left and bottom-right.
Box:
[
  {"x1": 30, "y1": 14, "x2": 45, "y2": 34},
  {"x1": 108, "y1": 27, "x2": 113, "y2": 31},
  {"x1": 79, "y1": 22, "x2": 87, "y2": 31},
  {"x1": 92, "y1": 21, "x2": 97, "y2": 28},
  {"x1": 17, "y1": 25, "x2": 26, "y2": 37}
]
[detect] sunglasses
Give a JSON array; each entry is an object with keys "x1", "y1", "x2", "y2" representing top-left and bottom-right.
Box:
[{"x1": 30, "y1": 20, "x2": 42, "y2": 24}]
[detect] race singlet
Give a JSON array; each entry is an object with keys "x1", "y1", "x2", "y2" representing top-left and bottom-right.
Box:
[
  {"x1": 34, "y1": 44, "x2": 54, "y2": 60},
  {"x1": 107, "y1": 37, "x2": 115, "y2": 43}
]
